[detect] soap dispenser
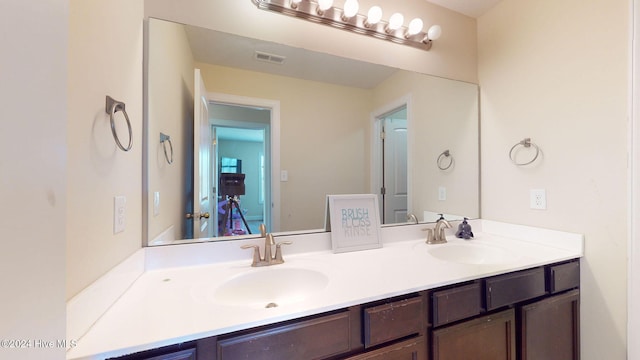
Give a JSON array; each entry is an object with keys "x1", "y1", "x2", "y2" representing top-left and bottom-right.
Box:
[{"x1": 455, "y1": 217, "x2": 474, "y2": 239}]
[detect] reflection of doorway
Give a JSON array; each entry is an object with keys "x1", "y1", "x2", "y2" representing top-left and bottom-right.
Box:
[
  {"x1": 210, "y1": 102, "x2": 271, "y2": 236},
  {"x1": 373, "y1": 103, "x2": 409, "y2": 224}
]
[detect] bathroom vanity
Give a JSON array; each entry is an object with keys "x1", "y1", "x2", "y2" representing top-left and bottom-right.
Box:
[{"x1": 66, "y1": 220, "x2": 583, "y2": 360}]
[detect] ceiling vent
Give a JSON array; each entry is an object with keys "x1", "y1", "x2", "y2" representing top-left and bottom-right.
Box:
[{"x1": 254, "y1": 51, "x2": 286, "y2": 65}]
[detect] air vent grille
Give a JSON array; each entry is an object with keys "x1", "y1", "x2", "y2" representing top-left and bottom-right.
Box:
[{"x1": 254, "y1": 51, "x2": 286, "y2": 65}]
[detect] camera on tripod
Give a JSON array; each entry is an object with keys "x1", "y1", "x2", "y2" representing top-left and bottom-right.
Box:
[{"x1": 219, "y1": 173, "x2": 251, "y2": 235}]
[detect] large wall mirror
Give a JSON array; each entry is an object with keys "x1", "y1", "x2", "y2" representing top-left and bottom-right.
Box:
[{"x1": 145, "y1": 17, "x2": 479, "y2": 246}]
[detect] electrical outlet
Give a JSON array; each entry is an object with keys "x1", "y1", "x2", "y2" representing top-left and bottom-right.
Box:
[
  {"x1": 530, "y1": 189, "x2": 546, "y2": 210},
  {"x1": 280, "y1": 170, "x2": 288, "y2": 182},
  {"x1": 114, "y1": 196, "x2": 126, "y2": 233},
  {"x1": 438, "y1": 186, "x2": 447, "y2": 201}
]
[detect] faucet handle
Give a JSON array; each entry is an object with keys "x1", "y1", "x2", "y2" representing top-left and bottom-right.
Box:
[
  {"x1": 422, "y1": 228, "x2": 435, "y2": 244},
  {"x1": 274, "y1": 241, "x2": 293, "y2": 263},
  {"x1": 241, "y1": 244, "x2": 261, "y2": 266},
  {"x1": 259, "y1": 223, "x2": 267, "y2": 237}
]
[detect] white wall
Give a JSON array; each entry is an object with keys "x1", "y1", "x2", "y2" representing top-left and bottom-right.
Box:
[
  {"x1": 67, "y1": 0, "x2": 144, "y2": 299},
  {"x1": 478, "y1": 0, "x2": 629, "y2": 358},
  {"x1": 0, "y1": 1, "x2": 67, "y2": 359}
]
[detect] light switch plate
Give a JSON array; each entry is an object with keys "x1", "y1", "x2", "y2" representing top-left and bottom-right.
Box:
[
  {"x1": 281, "y1": 170, "x2": 288, "y2": 182},
  {"x1": 114, "y1": 196, "x2": 126, "y2": 234},
  {"x1": 438, "y1": 186, "x2": 447, "y2": 201}
]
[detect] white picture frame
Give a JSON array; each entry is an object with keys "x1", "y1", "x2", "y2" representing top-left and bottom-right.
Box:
[{"x1": 325, "y1": 194, "x2": 382, "y2": 253}]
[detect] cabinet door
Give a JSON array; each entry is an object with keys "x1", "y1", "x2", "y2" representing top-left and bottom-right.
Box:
[
  {"x1": 345, "y1": 336, "x2": 427, "y2": 360},
  {"x1": 432, "y1": 309, "x2": 516, "y2": 360},
  {"x1": 519, "y1": 289, "x2": 580, "y2": 360}
]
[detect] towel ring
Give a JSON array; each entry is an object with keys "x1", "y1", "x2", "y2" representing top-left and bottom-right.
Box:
[
  {"x1": 160, "y1": 132, "x2": 174, "y2": 164},
  {"x1": 105, "y1": 96, "x2": 133, "y2": 151},
  {"x1": 437, "y1": 150, "x2": 454, "y2": 170},
  {"x1": 509, "y1": 138, "x2": 540, "y2": 166}
]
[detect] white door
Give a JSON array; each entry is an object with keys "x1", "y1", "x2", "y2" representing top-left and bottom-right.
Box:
[
  {"x1": 192, "y1": 69, "x2": 213, "y2": 238},
  {"x1": 382, "y1": 117, "x2": 408, "y2": 224}
]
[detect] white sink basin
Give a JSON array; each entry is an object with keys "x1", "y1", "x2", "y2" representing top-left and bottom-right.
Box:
[
  {"x1": 427, "y1": 243, "x2": 518, "y2": 265},
  {"x1": 211, "y1": 267, "x2": 329, "y2": 309}
]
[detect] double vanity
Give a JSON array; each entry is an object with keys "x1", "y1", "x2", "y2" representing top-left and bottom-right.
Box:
[{"x1": 66, "y1": 220, "x2": 583, "y2": 360}]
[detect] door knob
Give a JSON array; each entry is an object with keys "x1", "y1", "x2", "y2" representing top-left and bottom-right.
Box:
[{"x1": 186, "y1": 212, "x2": 210, "y2": 219}]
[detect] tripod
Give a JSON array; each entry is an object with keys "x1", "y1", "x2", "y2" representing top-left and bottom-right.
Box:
[{"x1": 220, "y1": 195, "x2": 252, "y2": 235}]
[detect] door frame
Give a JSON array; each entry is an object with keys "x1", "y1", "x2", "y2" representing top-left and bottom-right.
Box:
[
  {"x1": 371, "y1": 95, "x2": 412, "y2": 223},
  {"x1": 208, "y1": 92, "x2": 281, "y2": 232}
]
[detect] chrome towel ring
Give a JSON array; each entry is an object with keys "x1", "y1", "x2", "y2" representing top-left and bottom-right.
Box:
[
  {"x1": 509, "y1": 138, "x2": 540, "y2": 166},
  {"x1": 160, "y1": 132, "x2": 174, "y2": 164},
  {"x1": 105, "y1": 96, "x2": 133, "y2": 151},
  {"x1": 437, "y1": 150, "x2": 454, "y2": 170}
]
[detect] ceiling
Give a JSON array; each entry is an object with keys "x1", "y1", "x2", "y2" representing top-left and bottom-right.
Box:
[{"x1": 426, "y1": 0, "x2": 502, "y2": 18}]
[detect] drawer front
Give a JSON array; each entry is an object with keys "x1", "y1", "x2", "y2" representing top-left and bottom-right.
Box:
[
  {"x1": 549, "y1": 261, "x2": 580, "y2": 293},
  {"x1": 364, "y1": 296, "x2": 424, "y2": 348},
  {"x1": 217, "y1": 311, "x2": 351, "y2": 360},
  {"x1": 432, "y1": 282, "x2": 482, "y2": 327},
  {"x1": 345, "y1": 336, "x2": 427, "y2": 360},
  {"x1": 486, "y1": 267, "x2": 546, "y2": 310}
]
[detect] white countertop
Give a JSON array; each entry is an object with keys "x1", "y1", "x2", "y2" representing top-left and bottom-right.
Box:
[{"x1": 66, "y1": 220, "x2": 583, "y2": 360}]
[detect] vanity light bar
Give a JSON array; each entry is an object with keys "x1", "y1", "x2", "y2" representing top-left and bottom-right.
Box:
[{"x1": 251, "y1": 0, "x2": 441, "y2": 51}]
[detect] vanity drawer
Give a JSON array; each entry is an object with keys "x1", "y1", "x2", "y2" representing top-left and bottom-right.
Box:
[
  {"x1": 217, "y1": 311, "x2": 352, "y2": 360},
  {"x1": 432, "y1": 281, "x2": 482, "y2": 327},
  {"x1": 486, "y1": 267, "x2": 546, "y2": 310},
  {"x1": 548, "y1": 260, "x2": 580, "y2": 293},
  {"x1": 364, "y1": 295, "x2": 424, "y2": 348}
]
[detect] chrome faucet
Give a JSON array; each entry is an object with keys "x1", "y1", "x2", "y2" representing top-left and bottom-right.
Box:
[
  {"x1": 423, "y1": 216, "x2": 451, "y2": 244},
  {"x1": 241, "y1": 224, "x2": 292, "y2": 267}
]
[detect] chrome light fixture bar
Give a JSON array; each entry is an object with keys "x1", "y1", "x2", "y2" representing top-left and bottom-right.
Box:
[{"x1": 251, "y1": 0, "x2": 442, "y2": 51}]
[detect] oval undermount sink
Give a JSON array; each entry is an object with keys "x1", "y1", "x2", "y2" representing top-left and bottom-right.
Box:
[
  {"x1": 211, "y1": 267, "x2": 329, "y2": 309},
  {"x1": 427, "y1": 243, "x2": 518, "y2": 265}
]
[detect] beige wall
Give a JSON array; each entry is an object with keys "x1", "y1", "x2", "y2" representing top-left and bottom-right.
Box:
[
  {"x1": 67, "y1": 0, "x2": 144, "y2": 299},
  {"x1": 144, "y1": 0, "x2": 478, "y2": 83},
  {"x1": 0, "y1": 1, "x2": 67, "y2": 358},
  {"x1": 372, "y1": 71, "x2": 479, "y2": 220},
  {"x1": 478, "y1": 0, "x2": 629, "y2": 358},
  {"x1": 198, "y1": 63, "x2": 372, "y2": 231},
  {"x1": 147, "y1": 18, "x2": 195, "y2": 242}
]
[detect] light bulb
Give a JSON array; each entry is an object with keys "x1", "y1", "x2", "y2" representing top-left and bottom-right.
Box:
[
  {"x1": 407, "y1": 18, "x2": 424, "y2": 36},
  {"x1": 427, "y1": 24, "x2": 442, "y2": 40},
  {"x1": 343, "y1": 0, "x2": 359, "y2": 19},
  {"x1": 388, "y1": 13, "x2": 404, "y2": 31},
  {"x1": 318, "y1": 0, "x2": 333, "y2": 11},
  {"x1": 366, "y1": 6, "x2": 382, "y2": 26},
  {"x1": 290, "y1": 0, "x2": 302, "y2": 8}
]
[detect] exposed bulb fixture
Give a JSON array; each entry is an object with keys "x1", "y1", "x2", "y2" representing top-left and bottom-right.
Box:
[
  {"x1": 406, "y1": 18, "x2": 424, "y2": 37},
  {"x1": 250, "y1": 0, "x2": 442, "y2": 51},
  {"x1": 317, "y1": 0, "x2": 333, "y2": 14},
  {"x1": 365, "y1": 6, "x2": 382, "y2": 27},
  {"x1": 426, "y1": 24, "x2": 442, "y2": 41},
  {"x1": 386, "y1": 13, "x2": 404, "y2": 33},
  {"x1": 342, "y1": 0, "x2": 359, "y2": 20}
]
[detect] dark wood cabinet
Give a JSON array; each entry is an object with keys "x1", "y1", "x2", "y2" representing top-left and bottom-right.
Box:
[
  {"x1": 432, "y1": 309, "x2": 516, "y2": 360},
  {"x1": 519, "y1": 289, "x2": 580, "y2": 360}
]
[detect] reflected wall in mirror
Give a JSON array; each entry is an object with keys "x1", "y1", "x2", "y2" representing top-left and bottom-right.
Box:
[{"x1": 145, "y1": 18, "x2": 479, "y2": 246}]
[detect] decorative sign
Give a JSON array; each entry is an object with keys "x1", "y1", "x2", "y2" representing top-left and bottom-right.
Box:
[{"x1": 325, "y1": 194, "x2": 382, "y2": 253}]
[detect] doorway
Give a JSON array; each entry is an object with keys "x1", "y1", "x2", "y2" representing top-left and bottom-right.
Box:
[
  {"x1": 208, "y1": 93, "x2": 280, "y2": 235},
  {"x1": 210, "y1": 103, "x2": 270, "y2": 237},
  {"x1": 374, "y1": 104, "x2": 409, "y2": 224}
]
